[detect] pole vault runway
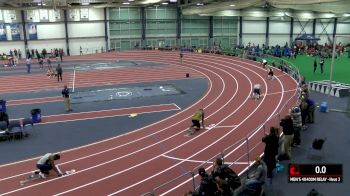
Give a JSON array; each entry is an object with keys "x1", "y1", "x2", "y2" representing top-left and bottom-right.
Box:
[{"x1": 0, "y1": 51, "x2": 299, "y2": 195}]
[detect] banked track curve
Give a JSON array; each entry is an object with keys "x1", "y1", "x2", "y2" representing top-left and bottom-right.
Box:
[{"x1": 0, "y1": 51, "x2": 298, "y2": 196}]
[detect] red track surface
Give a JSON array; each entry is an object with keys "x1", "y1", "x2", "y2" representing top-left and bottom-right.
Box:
[{"x1": 0, "y1": 51, "x2": 299, "y2": 196}]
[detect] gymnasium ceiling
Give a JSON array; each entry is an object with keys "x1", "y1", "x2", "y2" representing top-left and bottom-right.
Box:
[{"x1": 0, "y1": 0, "x2": 350, "y2": 17}]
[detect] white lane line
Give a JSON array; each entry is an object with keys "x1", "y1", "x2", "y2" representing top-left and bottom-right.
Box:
[
  {"x1": 161, "y1": 155, "x2": 252, "y2": 165},
  {"x1": 160, "y1": 54, "x2": 286, "y2": 195},
  {"x1": 103, "y1": 54, "x2": 269, "y2": 195},
  {"x1": 0, "y1": 65, "x2": 208, "y2": 169},
  {"x1": 265, "y1": 88, "x2": 298, "y2": 96},
  {"x1": 0, "y1": 56, "x2": 224, "y2": 193},
  {"x1": 52, "y1": 49, "x2": 246, "y2": 196},
  {"x1": 9, "y1": 103, "x2": 181, "y2": 125},
  {"x1": 1, "y1": 52, "x2": 296, "y2": 195}
]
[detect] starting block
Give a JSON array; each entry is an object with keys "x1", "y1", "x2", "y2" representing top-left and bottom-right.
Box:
[{"x1": 320, "y1": 101, "x2": 328, "y2": 113}]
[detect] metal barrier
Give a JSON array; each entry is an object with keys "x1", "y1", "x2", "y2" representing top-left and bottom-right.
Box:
[{"x1": 141, "y1": 50, "x2": 302, "y2": 195}]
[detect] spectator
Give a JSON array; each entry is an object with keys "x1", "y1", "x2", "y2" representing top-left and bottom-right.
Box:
[
  {"x1": 180, "y1": 52, "x2": 183, "y2": 64},
  {"x1": 247, "y1": 157, "x2": 267, "y2": 185},
  {"x1": 56, "y1": 64, "x2": 63, "y2": 82},
  {"x1": 215, "y1": 179, "x2": 232, "y2": 196},
  {"x1": 243, "y1": 157, "x2": 267, "y2": 196},
  {"x1": 262, "y1": 127, "x2": 279, "y2": 178},
  {"x1": 38, "y1": 58, "x2": 44, "y2": 69},
  {"x1": 35, "y1": 49, "x2": 40, "y2": 60},
  {"x1": 18, "y1": 49, "x2": 22, "y2": 59},
  {"x1": 290, "y1": 106, "x2": 302, "y2": 147},
  {"x1": 280, "y1": 115, "x2": 294, "y2": 160},
  {"x1": 320, "y1": 57, "x2": 324, "y2": 74},
  {"x1": 59, "y1": 48, "x2": 63, "y2": 62},
  {"x1": 61, "y1": 85, "x2": 72, "y2": 112},
  {"x1": 300, "y1": 99, "x2": 308, "y2": 129},
  {"x1": 313, "y1": 58, "x2": 317, "y2": 73},
  {"x1": 306, "y1": 97, "x2": 315, "y2": 123},
  {"x1": 26, "y1": 57, "x2": 31, "y2": 73},
  {"x1": 212, "y1": 157, "x2": 241, "y2": 192},
  {"x1": 195, "y1": 167, "x2": 217, "y2": 196},
  {"x1": 47, "y1": 58, "x2": 52, "y2": 69}
]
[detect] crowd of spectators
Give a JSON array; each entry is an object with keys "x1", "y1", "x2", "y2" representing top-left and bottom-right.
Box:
[
  {"x1": 1, "y1": 47, "x2": 65, "y2": 68},
  {"x1": 240, "y1": 41, "x2": 349, "y2": 59}
]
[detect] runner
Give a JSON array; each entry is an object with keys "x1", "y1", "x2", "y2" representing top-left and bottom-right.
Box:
[{"x1": 188, "y1": 109, "x2": 205, "y2": 135}]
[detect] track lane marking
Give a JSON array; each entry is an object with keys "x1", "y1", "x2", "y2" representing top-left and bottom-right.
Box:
[{"x1": 0, "y1": 51, "x2": 296, "y2": 195}]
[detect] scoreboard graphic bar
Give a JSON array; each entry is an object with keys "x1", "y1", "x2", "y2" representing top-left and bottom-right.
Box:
[{"x1": 289, "y1": 164, "x2": 342, "y2": 183}]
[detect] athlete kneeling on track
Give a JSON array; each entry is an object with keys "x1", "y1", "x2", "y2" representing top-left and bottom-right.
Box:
[
  {"x1": 252, "y1": 84, "x2": 261, "y2": 100},
  {"x1": 267, "y1": 67, "x2": 275, "y2": 80},
  {"x1": 36, "y1": 153, "x2": 63, "y2": 178},
  {"x1": 189, "y1": 109, "x2": 205, "y2": 135}
]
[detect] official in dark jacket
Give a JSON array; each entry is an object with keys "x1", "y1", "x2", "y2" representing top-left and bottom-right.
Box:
[
  {"x1": 262, "y1": 127, "x2": 279, "y2": 178},
  {"x1": 280, "y1": 115, "x2": 294, "y2": 160}
]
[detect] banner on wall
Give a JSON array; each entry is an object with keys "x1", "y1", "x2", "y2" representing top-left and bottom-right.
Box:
[
  {"x1": 28, "y1": 23, "x2": 38, "y2": 40},
  {"x1": 80, "y1": 8, "x2": 89, "y2": 19},
  {"x1": 0, "y1": 23, "x2": 6, "y2": 41},
  {"x1": 10, "y1": 23, "x2": 20, "y2": 40}
]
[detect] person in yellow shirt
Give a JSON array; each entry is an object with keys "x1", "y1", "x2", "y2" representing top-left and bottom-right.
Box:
[{"x1": 189, "y1": 109, "x2": 205, "y2": 135}]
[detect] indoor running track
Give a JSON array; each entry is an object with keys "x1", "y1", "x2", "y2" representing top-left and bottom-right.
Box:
[{"x1": 0, "y1": 51, "x2": 299, "y2": 196}]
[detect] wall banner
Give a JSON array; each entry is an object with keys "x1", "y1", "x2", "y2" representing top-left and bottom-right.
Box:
[
  {"x1": 28, "y1": 23, "x2": 37, "y2": 40},
  {"x1": 0, "y1": 23, "x2": 7, "y2": 41},
  {"x1": 10, "y1": 23, "x2": 20, "y2": 40}
]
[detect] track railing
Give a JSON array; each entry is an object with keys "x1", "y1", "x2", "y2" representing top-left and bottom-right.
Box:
[{"x1": 138, "y1": 49, "x2": 302, "y2": 196}]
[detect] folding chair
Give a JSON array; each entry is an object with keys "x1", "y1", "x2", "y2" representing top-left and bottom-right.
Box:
[
  {"x1": 22, "y1": 118, "x2": 34, "y2": 137},
  {"x1": 0, "y1": 121, "x2": 9, "y2": 141},
  {"x1": 8, "y1": 120, "x2": 23, "y2": 141}
]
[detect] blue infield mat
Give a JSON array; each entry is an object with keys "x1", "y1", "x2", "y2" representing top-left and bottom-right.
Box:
[{"x1": 70, "y1": 85, "x2": 183, "y2": 104}]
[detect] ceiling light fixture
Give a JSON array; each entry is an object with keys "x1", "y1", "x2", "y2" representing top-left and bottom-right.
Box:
[
  {"x1": 81, "y1": 2, "x2": 90, "y2": 5},
  {"x1": 230, "y1": 4, "x2": 235, "y2": 7},
  {"x1": 122, "y1": 2, "x2": 130, "y2": 4},
  {"x1": 196, "y1": 3, "x2": 204, "y2": 6},
  {"x1": 128, "y1": 0, "x2": 134, "y2": 1},
  {"x1": 162, "y1": 2, "x2": 168, "y2": 5}
]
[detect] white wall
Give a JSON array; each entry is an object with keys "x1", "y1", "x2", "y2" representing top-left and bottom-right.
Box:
[
  {"x1": 242, "y1": 19, "x2": 266, "y2": 46},
  {"x1": 37, "y1": 23, "x2": 65, "y2": 39},
  {"x1": 270, "y1": 21, "x2": 290, "y2": 34},
  {"x1": 66, "y1": 8, "x2": 106, "y2": 55},
  {"x1": 293, "y1": 20, "x2": 313, "y2": 40},
  {"x1": 269, "y1": 35, "x2": 290, "y2": 46},
  {"x1": 68, "y1": 22, "x2": 104, "y2": 38},
  {"x1": 269, "y1": 20, "x2": 291, "y2": 46},
  {"x1": 0, "y1": 41, "x2": 25, "y2": 56},
  {"x1": 315, "y1": 19, "x2": 334, "y2": 44},
  {"x1": 242, "y1": 20, "x2": 266, "y2": 34},
  {"x1": 27, "y1": 40, "x2": 66, "y2": 53},
  {"x1": 242, "y1": 35, "x2": 265, "y2": 46},
  {"x1": 336, "y1": 22, "x2": 350, "y2": 44},
  {"x1": 337, "y1": 22, "x2": 350, "y2": 34},
  {"x1": 69, "y1": 38, "x2": 105, "y2": 55}
]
